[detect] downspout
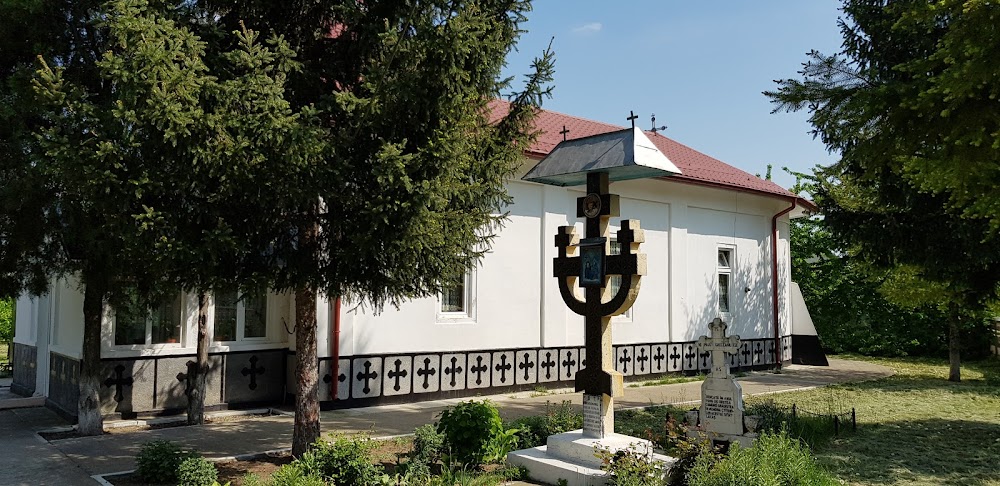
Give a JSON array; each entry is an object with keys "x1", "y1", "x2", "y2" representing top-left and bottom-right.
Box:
[
  {"x1": 771, "y1": 198, "x2": 797, "y2": 370},
  {"x1": 329, "y1": 297, "x2": 341, "y2": 400}
]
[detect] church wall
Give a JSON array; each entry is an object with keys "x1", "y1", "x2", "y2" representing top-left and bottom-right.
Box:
[{"x1": 10, "y1": 342, "x2": 36, "y2": 397}]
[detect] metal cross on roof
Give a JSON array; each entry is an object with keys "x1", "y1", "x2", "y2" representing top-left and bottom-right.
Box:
[
  {"x1": 559, "y1": 125, "x2": 570, "y2": 141},
  {"x1": 650, "y1": 113, "x2": 667, "y2": 134},
  {"x1": 627, "y1": 111, "x2": 638, "y2": 129}
]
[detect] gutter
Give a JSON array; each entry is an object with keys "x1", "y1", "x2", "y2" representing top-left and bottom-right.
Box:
[{"x1": 771, "y1": 198, "x2": 797, "y2": 369}]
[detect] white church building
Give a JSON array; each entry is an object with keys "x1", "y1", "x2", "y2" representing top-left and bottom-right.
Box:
[{"x1": 10, "y1": 104, "x2": 822, "y2": 419}]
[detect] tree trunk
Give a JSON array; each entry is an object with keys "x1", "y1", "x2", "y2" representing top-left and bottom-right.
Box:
[
  {"x1": 292, "y1": 284, "x2": 320, "y2": 457},
  {"x1": 948, "y1": 310, "x2": 962, "y2": 382},
  {"x1": 77, "y1": 281, "x2": 105, "y2": 436},
  {"x1": 187, "y1": 292, "x2": 209, "y2": 425}
]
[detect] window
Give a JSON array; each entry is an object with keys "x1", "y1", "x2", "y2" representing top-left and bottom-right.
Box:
[
  {"x1": 214, "y1": 290, "x2": 268, "y2": 342},
  {"x1": 439, "y1": 271, "x2": 476, "y2": 321},
  {"x1": 114, "y1": 292, "x2": 182, "y2": 346},
  {"x1": 718, "y1": 248, "x2": 733, "y2": 314}
]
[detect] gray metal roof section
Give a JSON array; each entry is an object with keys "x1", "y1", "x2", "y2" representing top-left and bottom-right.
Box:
[{"x1": 522, "y1": 127, "x2": 682, "y2": 187}]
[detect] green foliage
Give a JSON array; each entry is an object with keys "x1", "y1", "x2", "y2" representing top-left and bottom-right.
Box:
[
  {"x1": 507, "y1": 400, "x2": 583, "y2": 448},
  {"x1": 768, "y1": 2, "x2": 1000, "y2": 365},
  {"x1": 259, "y1": 463, "x2": 325, "y2": 486},
  {"x1": 595, "y1": 443, "x2": 669, "y2": 486},
  {"x1": 177, "y1": 455, "x2": 218, "y2": 486},
  {"x1": 436, "y1": 400, "x2": 518, "y2": 468},
  {"x1": 788, "y1": 172, "x2": 993, "y2": 358},
  {"x1": 399, "y1": 424, "x2": 445, "y2": 480},
  {"x1": 687, "y1": 431, "x2": 838, "y2": 486},
  {"x1": 135, "y1": 440, "x2": 195, "y2": 484},
  {"x1": 297, "y1": 435, "x2": 386, "y2": 486},
  {"x1": 0, "y1": 299, "x2": 12, "y2": 343}
]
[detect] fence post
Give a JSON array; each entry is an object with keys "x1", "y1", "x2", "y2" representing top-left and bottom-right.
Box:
[
  {"x1": 851, "y1": 408, "x2": 856, "y2": 431},
  {"x1": 791, "y1": 404, "x2": 796, "y2": 420},
  {"x1": 834, "y1": 415, "x2": 840, "y2": 435}
]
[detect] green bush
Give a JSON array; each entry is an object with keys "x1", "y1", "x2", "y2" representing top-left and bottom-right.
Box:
[
  {"x1": 436, "y1": 399, "x2": 519, "y2": 467},
  {"x1": 507, "y1": 400, "x2": 583, "y2": 448},
  {"x1": 595, "y1": 443, "x2": 668, "y2": 486},
  {"x1": 297, "y1": 435, "x2": 386, "y2": 486},
  {"x1": 264, "y1": 463, "x2": 326, "y2": 486},
  {"x1": 399, "y1": 423, "x2": 445, "y2": 481},
  {"x1": 135, "y1": 440, "x2": 194, "y2": 483},
  {"x1": 687, "y1": 431, "x2": 838, "y2": 486},
  {"x1": 0, "y1": 298, "x2": 13, "y2": 344},
  {"x1": 177, "y1": 455, "x2": 218, "y2": 486}
]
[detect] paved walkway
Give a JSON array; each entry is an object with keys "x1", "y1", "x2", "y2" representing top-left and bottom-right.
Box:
[{"x1": 4, "y1": 358, "x2": 892, "y2": 483}]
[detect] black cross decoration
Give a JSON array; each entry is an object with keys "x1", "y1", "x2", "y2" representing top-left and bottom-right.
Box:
[
  {"x1": 636, "y1": 348, "x2": 649, "y2": 373},
  {"x1": 754, "y1": 341, "x2": 764, "y2": 362},
  {"x1": 387, "y1": 359, "x2": 408, "y2": 392},
  {"x1": 684, "y1": 346, "x2": 697, "y2": 369},
  {"x1": 518, "y1": 352, "x2": 535, "y2": 381},
  {"x1": 495, "y1": 354, "x2": 513, "y2": 384},
  {"x1": 356, "y1": 360, "x2": 379, "y2": 395},
  {"x1": 176, "y1": 360, "x2": 198, "y2": 396},
  {"x1": 654, "y1": 346, "x2": 667, "y2": 371},
  {"x1": 416, "y1": 358, "x2": 436, "y2": 390},
  {"x1": 470, "y1": 356, "x2": 488, "y2": 386},
  {"x1": 768, "y1": 340, "x2": 776, "y2": 363},
  {"x1": 540, "y1": 351, "x2": 556, "y2": 380},
  {"x1": 444, "y1": 356, "x2": 463, "y2": 387},
  {"x1": 741, "y1": 343, "x2": 751, "y2": 365},
  {"x1": 669, "y1": 345, "x2": 681, "y2": 369},
  {"x1": 561, "y1": 353, "x2": 577, "y2": 380},
  {"x1": 559, "y1": 125, "x2": 570, "y2": 141},
  {"x1": 699, "y1": 350, "x2": 711, "y2": 369},
  {"x1": 241, "y1": 355, "x2": 266, "y2": 391},
  {"x1": 104, "y1": 364, "x2": 133, "y2": 403},
  {"x1": 617, "y1": 348, "x2": 632, "y2": 374}
]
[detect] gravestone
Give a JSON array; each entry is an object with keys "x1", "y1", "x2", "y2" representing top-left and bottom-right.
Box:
[
  {"x1": 686, "y1": 318, "x2": 759, "y2": 448},
  {"x1": 507, "y1": 124, "x2": 681, "y2": 486}
]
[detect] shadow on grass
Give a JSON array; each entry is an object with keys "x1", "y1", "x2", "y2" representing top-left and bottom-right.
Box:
[{"x1": 818, "y1": 417, "x2": 1000, "y2": 486}]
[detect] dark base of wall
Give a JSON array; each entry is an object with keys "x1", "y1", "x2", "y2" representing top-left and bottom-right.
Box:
[
  {"x1": 791, "y1": 334, "x2": 829, "y2": 366},
  {"x1": 10, "y1": 382, "x2": 33, "y2": 398},
  {"x1": 45, "y1": 398, "x2": 79, "y2": 424}
]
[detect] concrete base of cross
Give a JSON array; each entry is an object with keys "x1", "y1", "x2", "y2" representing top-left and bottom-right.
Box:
[{"x1": 507, "y1": 430, "x2": 676, "y2": 486}]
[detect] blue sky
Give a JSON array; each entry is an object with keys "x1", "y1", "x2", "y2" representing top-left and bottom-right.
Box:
[{"x1": 502, "y1": 1, "x2": 845, "y2": 191}]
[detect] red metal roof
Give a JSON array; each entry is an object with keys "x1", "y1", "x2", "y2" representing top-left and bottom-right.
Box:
[{"x1": 490, "y1": 100, "x2": 798, "y2": 201}]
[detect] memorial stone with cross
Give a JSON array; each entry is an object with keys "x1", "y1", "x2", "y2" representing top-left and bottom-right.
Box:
[
  {"x1": 686, "y1": 318, "x2": 760, "y2": 448},
  {"x1": 508, "y1": 114, "x2": 681, "y2": 485}
]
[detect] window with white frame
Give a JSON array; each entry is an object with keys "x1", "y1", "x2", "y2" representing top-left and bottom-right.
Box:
[
  {"x1": 114, "y1": 291, "x2": 182, "y2": 346},
  {"x1": 213, "y1": 290, "x2": 267, "y2": 342},
  {"x1": 439, "y1": 271, "x2": 475, "y2": 320},
  {"x1": 717, "y1": 248, "x2": 733, "y2": 314},
  {"x1": 609, "y1": 239, "x2": 632, "y2": 319}
]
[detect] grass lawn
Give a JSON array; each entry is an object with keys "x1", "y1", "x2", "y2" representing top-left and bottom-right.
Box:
[
  {"x1": 754, "y1": 356, "x2": 1000, "y2": 486},
  {"x1": 0, "y1": 342, "x2": 8, "y2": 362},
  {"x1": 614, "y1": 355, "x2": 1000, "y2": 485}
]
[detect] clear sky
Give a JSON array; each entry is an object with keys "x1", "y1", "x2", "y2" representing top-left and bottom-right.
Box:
[{"x1": 502, "y1": 1, "x2": 846, "y2": 191}]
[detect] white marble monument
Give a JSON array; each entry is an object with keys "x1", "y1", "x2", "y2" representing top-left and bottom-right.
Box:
[{"x1": 687, "y1": 318, "x2": 758, "y2": 447}]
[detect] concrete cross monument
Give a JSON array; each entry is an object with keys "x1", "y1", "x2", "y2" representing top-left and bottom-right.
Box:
[
  {"x1": 687, "y1": 318, "x2": 759, "y2": 448},
  {"x1": 507, "y1": 121, "x2": 682, "y2": 485}
]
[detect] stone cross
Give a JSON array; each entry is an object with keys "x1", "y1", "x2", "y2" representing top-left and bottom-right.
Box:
[
  {"x1": 697, "y1": 318, "x2": 741, "y2": 379},
  {"x1": 552, "y1": 171, "x2": 646, "y2": 438}
]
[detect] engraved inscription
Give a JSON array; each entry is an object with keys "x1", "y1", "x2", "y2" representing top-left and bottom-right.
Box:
[
  {"x1": 582, "y1": 394, "x2": 604, "y2": 436},
  {"x1": 703, "y1": 394, "x2": 735, "y2": 420}
]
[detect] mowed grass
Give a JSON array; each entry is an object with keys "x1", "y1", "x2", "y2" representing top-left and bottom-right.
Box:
[{"x1": 751, "y1": 356, "x2": 1000, "y2": 486}]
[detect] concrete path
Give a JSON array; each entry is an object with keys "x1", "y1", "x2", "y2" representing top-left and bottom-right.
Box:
[
  {"x1": 0, "y1": 407, "x2": 96, "y2": 486},
  {"x1": 18, "y1": 358, "x2": 892, "y2": 481}
]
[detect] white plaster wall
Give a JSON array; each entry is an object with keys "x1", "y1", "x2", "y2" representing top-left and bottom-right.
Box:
[
  {"x1": 13, "y1": 295, "x2": 36, "y2": 346},
  {"x1": 341, "y1": 171, "x2": 789, "y2": 356},
  {"x1": 49, "y1": 276, "x2": 84, "y2": 359}
]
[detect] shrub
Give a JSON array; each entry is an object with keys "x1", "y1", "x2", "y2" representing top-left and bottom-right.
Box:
[
  {"x1": 265, "y1": 463, "x2": 326, "y2": 486},
  {"x1": 508, "y1": 400, "x2": 583, "y2": 448},
  {"x1": 298, "y1": 434, "x2": 385, "y2": 486},
  {"x1": 135, "y1": 440, "x2": 193, "y2": 483},
  {"x1": 177, "y1": 455, "x2": 218, "y2": 486},
  {"x1": 595, "y1": 442, "x2": 668, "y2": 486},
  {"x1": 687, "y1": 430, "x2": 838, "y2": 486},
  {"x1": 436, "y1": 399, "x2": 518, "y2": 467},
  {"x1": 412, "y1": 423, "x2": 445, "y2": 464}
]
